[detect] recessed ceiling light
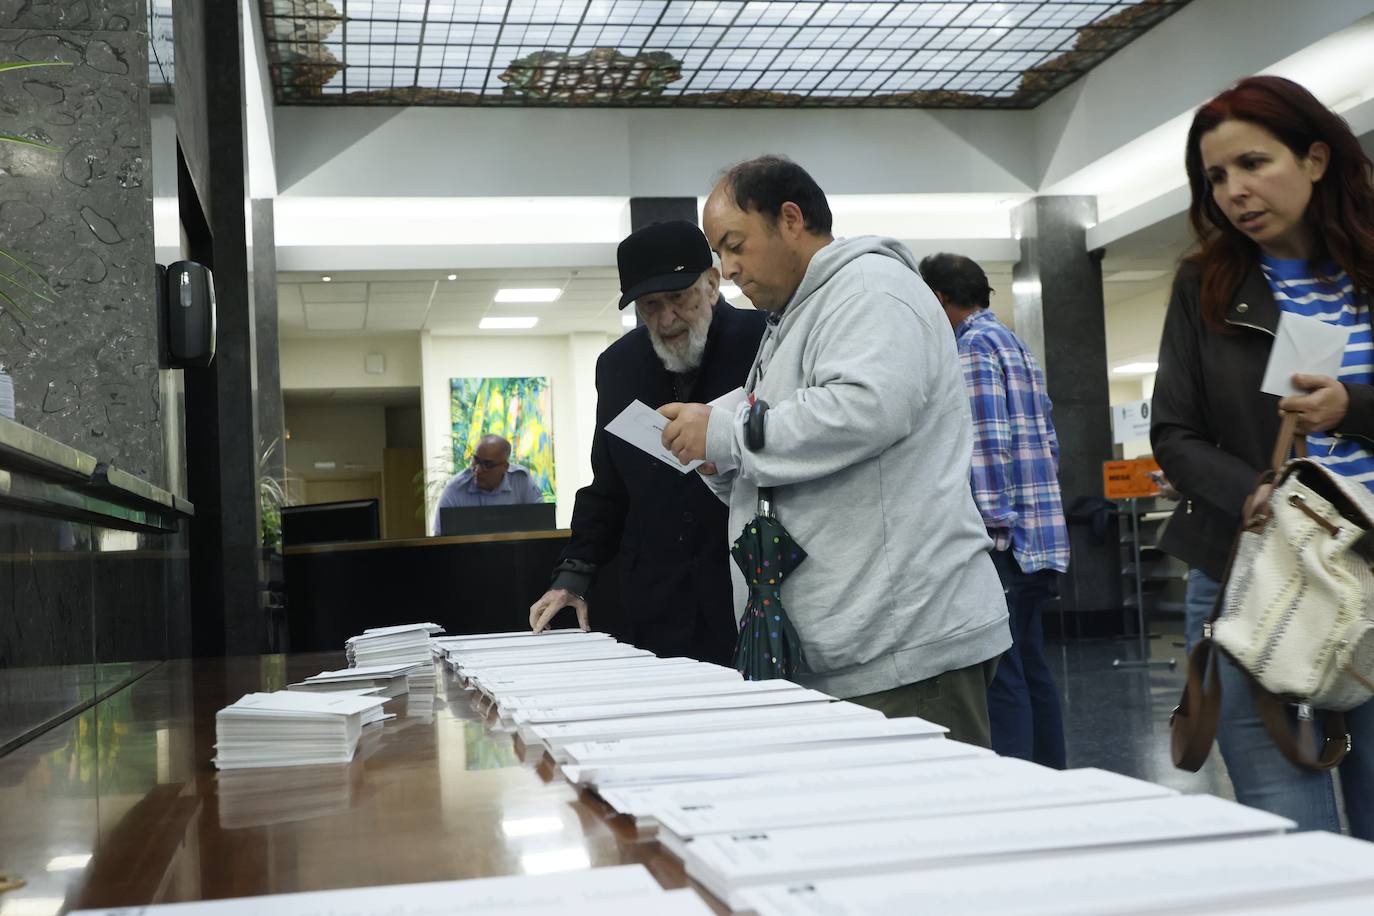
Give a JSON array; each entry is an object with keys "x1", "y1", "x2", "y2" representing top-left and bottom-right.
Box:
[
  {"x1": 621, "y1": 313, "x2": 637, "y2": 330},
  {"x1": 447, "y1": 273, "x2": 457, "y2": 281},
  {"x1": 495, "y1": 287, "x2": 561, "y2": 303},
  {"x1": 1104, "y1": 269, "x2": 1168, "y2": 283},
  {"x1": 720, "y1": 283, "x2": 742, "y2": 298},
  {"x1": 321, "y1": 275, "x2": 332, "y2": 282},
  {"x1": 1112, "y1": 361, "x2": 1159, "y2": 375},
  {"x1": 480, "y1": 316, "x2": 539, "y2": 330}
]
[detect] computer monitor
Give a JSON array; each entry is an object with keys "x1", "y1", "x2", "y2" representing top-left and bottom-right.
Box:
[
  {"x1": 282, "y1": 499, "x2": 380, "y2": 546},
  {"x1": 439, "y1": 503, "x2": 556, "y2": 536}
]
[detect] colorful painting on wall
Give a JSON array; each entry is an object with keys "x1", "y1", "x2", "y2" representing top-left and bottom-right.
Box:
[{"x1": 449, "y1": 376, "x2": 555, "y2": 501}]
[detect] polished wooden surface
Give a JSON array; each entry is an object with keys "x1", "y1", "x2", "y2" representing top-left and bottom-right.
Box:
[
  {"x1": 282, "y1": 529, "x2": 572, "y2": 555},
  {"x1": 0, "y1": 654, "x2": 707, "y2": 915}
]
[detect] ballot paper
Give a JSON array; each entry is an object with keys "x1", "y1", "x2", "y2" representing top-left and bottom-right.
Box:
[
  {"x1": 68, "y1": 864, "x2": 689, "y2": 916},
  {"x1": 560, "y1": 714, "x2": 944, "y2": 768},
  {"x1": 214, "y1": 691, "x2": 388, "y2": 769},
  {"x1": 501, "y1": 676, "x2": 772, "y2": 716},
  {"x1": 613, "y1": 755, "x2": 1042, "y2": 823},
  {"x1": 531, "y1": 695, "x2": 855, "y2": 754},
  {"x1": 653, "y1": 766, "x2": 1173, "y2": 857},
  {"x1": 582, "y1": 738, "x2": 989, "y2": 803},
  {"x1": 489, "y1": 664, "x2": 742, "y2": 704},
  {"x1": 736, "y1": 831, "x2": 1374, "y2": 916},
  {"x1": 465, "y1": 654, "x2": 688, "y2": 688},
  {"x1": 455, "y1": 645, "x2": 654, "y2": 678},
  {"x1": 511, "y1": 681, "x2": 817, "y2": 727},
  {"x1": 1261, "y1": 311, "x2": 1350, "y2": 397},
  {"x1": 605, "y1": 399, "x2": 703, "y2": 473},
  {"x1": 288, "y1": 662, "x2": 423, "y2": 698},
  {"x1": 683, "y1": 795, "x2": 1293, "y2": 908}
]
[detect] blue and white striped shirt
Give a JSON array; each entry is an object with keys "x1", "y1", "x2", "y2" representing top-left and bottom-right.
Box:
[{"x1": 1261, "y1": 255, "x2": 1374, "y2": 491}]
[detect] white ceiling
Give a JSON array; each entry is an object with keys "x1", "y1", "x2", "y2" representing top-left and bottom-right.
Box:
[
  {"x1": 277, "y1": 222, "x2": 1184, "y2": 372},
  {"x1": 278, "y1": 266, "x2": 629, "y2": 338}
]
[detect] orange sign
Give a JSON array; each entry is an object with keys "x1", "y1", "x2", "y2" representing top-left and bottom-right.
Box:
[{"x1": 1103, "y1": 457, "x2": 1161, "y2": 499}]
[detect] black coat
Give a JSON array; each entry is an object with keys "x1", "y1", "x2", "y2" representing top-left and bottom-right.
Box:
[
  {"x1": 1151, "y1": 262, "x2": 1374, "y2": 579},
  {"x1": 552, "y1": 301, "x2": 768, "y2": 663}
]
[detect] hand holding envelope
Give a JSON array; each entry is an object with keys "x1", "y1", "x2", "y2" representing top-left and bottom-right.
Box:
[{"x1": 1261, "y1": 312, "x2": 1352, "y2": 434}]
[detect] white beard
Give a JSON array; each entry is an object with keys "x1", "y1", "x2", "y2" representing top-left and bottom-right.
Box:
[{"x1": 648, "y1": 311, "x2": 712, "y2": 373}]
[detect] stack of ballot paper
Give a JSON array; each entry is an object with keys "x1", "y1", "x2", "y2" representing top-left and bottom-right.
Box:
[
  {"x1": 345, "y1": 623, "x2": 443, "y2": 689},
  {"x1": 287, "y1": 662, "x2": 422, "y2": 697},
  {"x1": 214, "y1": 691, "x2": 388, "y2": 769},
  {"x1": 682, "y1": 794, "x2": 1292, "y2": 909},
  {"x1": 735, "y1": 831, "x2": 1374, "y2": 916}
]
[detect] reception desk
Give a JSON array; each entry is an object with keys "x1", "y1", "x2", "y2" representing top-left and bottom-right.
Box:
[
  {"x1": 284, "y1": 532, "x2": 626, "y2": 651},
  {"x1": 0, "y1": 653, "x2": 701, "y2": 914}
]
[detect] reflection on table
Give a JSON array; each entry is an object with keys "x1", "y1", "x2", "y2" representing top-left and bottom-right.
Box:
[{"x1": 0, "y1": 653, "x2": 695, "y2": 916}]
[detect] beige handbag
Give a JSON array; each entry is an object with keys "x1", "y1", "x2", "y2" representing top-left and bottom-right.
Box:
[{"x1": 1172, "y1": 412, "x2": 1374, "y2": 772}]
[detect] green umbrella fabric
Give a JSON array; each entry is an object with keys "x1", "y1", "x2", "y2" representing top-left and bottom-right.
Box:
[{"x1": 731, "y1": 513, "x2": 808, "y2": 680}]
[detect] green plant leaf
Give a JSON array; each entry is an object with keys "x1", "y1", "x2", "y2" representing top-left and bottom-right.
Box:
[
  {"x1": 0, "y1": 61, "x2": 73, "y2": 73},
  {"x1": 0, "y1": 286, "x2": 35, "y2": 323},
  {"x1": 0, "y1": 132, "x2": 63, "y2": 152}
]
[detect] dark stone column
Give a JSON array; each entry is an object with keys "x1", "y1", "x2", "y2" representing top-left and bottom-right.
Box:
[
  {"x1": 252, "y1": 198, "x2": 283, "y2": 485},
  {"x1": 1011, "y1": 196, "x2": 1122, "y2": 631},
  {"x1": 630, "y1": 197, "x2": 698, "y2": 230},
  {"x1": 0, "y1": 1, "x2": 166, "y2": 485},
  {"x1": 175, "y1": 0, "x2": 263, "y2": 656}
]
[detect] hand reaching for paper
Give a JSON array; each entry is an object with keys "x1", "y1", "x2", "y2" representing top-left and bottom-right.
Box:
[
  {"x1": 659, "y1": 402, "x2": 712, "y2": 465},
  {"x1": 529, "y1": 588, "x2": 589, "y2": 634},
  {"x1": 1278, "y1": 374, "x2": 1349, "y2": 434}
]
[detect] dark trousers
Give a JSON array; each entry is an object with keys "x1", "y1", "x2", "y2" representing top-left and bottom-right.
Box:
[
  {"x1": 987, "y1": 550, "x2": 1067, "y2": 768},
  {"x1": 849, "y1": 658, "x2": 999, "y2": 748}
]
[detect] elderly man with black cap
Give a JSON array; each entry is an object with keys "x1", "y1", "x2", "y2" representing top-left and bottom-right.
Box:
[{"x1": 528, "y1": 221, "x2": 767, "y2": 663}]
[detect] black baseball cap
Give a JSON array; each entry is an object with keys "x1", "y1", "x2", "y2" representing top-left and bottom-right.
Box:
[{"x1": 616, "y1": 220, "x2": 713, "y2": 309}]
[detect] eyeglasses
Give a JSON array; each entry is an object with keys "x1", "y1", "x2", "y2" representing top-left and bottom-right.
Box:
[{"x1": 470, "y1": 455, "x2": 506, "y2": 471}]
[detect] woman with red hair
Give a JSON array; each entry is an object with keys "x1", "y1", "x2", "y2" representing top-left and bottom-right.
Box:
[{"x1": 1152, "y1": 75, "x2": 1374, "y2": 838}]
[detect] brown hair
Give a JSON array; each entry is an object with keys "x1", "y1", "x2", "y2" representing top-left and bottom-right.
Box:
[{"x1": 1184, "y1": 75, "x2": 1374, "y2": 331}]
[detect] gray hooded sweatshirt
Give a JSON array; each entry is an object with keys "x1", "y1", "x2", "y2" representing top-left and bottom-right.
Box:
[{"x1": 704, "y1": 236, "x2": 1011, "y2": 699}]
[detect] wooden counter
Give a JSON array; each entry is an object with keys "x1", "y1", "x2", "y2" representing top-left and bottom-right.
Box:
[{"x1": 0, "y1": 653, "x2": 706, "y2": 914}]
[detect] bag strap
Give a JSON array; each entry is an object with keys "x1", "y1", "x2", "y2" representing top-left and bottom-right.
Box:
[
  {"x1": 1171, "y1": 637, "x2": 1223, "y2": 772},
  {"x1": 1251, "y1": 687, "x2": 1350, "y2": 771},
  {"x1": 1269, "y1": 410, "x2": 1308, "y2": 473}
]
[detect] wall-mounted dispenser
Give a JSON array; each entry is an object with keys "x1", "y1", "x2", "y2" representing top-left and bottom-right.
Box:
[{"x1": 159, "y1": 260, "x2": 217, "y2": 368}]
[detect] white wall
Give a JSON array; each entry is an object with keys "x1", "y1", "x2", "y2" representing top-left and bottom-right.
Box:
[
  {"x1": 283, "y1": 404, "x2": 387, "y2": 481},
  {"x1": 419, "y1": 331, "x2": 617, "y2": 530},
  {"x1": 280, "y1": 336, "x2": 422, "y2": 391}
]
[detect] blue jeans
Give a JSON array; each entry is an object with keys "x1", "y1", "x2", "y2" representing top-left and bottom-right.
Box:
[
  {"x1": 1185, "y1": 568, "x2": 1374, "y2": 839},
  {"x1": 987, "y1": 551, "x2": 1067, "y2": 768}
]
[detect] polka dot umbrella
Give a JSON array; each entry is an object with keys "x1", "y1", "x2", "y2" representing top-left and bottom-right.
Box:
[{"x1": 729, "y1": 492, "x2": 808, "y2": 680}]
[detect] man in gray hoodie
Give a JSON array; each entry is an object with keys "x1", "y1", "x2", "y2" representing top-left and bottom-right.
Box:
[{"x1": 660, "y1": 155, "x2": 1010, "y2": 746}]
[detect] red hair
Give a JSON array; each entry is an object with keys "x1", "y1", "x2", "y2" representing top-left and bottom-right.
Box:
[{"x1": 1184, "y1": 75, "x2": 1374, "y2": 331}]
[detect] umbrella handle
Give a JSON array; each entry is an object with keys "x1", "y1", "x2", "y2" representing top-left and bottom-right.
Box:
[{"x1": 746, "y1": 398, "x2": 769, "y2": 451}]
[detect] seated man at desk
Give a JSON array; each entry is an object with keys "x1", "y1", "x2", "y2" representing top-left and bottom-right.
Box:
[{"x1": 433, "y1": 434, "x2": 544, "y2": 534}]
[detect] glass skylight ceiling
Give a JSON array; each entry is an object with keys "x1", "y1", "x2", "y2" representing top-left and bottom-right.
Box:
[{"x1": 261, "y1": 0, "x2": 1190, "y2": 108}]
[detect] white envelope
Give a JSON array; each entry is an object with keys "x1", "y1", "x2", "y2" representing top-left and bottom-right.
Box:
[
  {"x1": 1260, "y1": 312, "x2": 1349, "y2": 397},
  {"x1": 605, "y1": 399, "x2": 703, "y2": 473}
]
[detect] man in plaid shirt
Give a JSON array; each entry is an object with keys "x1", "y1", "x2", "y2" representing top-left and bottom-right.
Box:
[{"x1": 920, "y1": 253, "x2": 1071, "y2": 769}]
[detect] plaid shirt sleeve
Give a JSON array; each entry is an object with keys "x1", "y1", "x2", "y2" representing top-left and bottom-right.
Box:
[{"x1": 960, "y1": 338, "x2": 1016, "y2": 551}]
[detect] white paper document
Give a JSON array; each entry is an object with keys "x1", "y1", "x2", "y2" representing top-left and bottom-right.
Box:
[
  {"x1": 736, "y1": 831, "x2": 1374, "y2": 916},
  {"x1": 532, "y1": 697, "x2": 859, "y2": 754},
  {"x1": 653, "y1": 766, "x2": 1173, "y2": 854},
  {"x1": 1261, "y1": 311, "x2": 1350, "y2": 396},
  {"x1": 68, "y1": 864, "x2": 672, "y2": 916},
  {"x1": 583, "y1": 738, "x2": 989, "y2": 803},
  {"x1": 605, "y1": 399, "x2": 703, "y2": 473},
  {"x1": 560, "y1": 715, "x2": 944, "y2": 768},
  {"x1": 512, "y1": 682, "x2": 817, "y2": 726},
  {"x1": 684, "y1": 795, "x2": 1293, "y2": 908}
]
